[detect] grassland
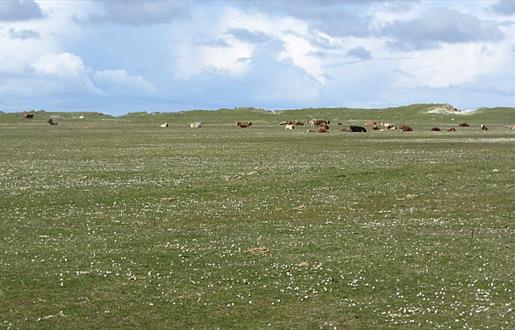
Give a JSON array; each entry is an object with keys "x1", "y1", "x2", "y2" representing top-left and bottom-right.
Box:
[{"x1": 1, "y1": 104, "x2": 514, "y2": 329}]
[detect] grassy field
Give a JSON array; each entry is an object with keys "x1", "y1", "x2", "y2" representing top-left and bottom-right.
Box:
[{"x1": 1, "y1": 105, "x2": 514, "y2": 329}]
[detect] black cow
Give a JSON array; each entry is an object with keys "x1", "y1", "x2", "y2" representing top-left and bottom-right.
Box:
[{"x1": 350, "y1": 125, "x2": 367, "y2": 132}]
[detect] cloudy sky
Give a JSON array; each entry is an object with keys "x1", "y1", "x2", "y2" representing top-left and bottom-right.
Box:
[{"x1": 1, "y1": 0, "x2": 515, "y2": 114}]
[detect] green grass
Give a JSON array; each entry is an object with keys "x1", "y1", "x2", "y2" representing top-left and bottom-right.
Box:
[{"x1": 1, "y1": 106, "x2": 514, "y2": 329}]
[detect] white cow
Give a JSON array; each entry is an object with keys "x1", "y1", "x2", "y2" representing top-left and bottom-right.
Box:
[
  {"x1": 188, "y1": 121, "x2": 202, "y2": 128},
  {"x1": 285, "y1": 123, "x2": 295, "y2": 130},
  {"x1": 160, "y1": 123, "x2": 168, "y2": 128}
]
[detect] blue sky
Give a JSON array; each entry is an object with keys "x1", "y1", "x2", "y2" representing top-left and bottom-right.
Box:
[{"x1": 1, "y1": 0, "x2": 515, "y2": 114}]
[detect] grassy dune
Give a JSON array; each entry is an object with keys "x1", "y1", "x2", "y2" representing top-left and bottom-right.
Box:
[{"x1": 1, "y1": 105, "x2": 514, "y2": 329}]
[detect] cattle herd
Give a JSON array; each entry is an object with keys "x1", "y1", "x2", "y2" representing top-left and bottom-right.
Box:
[
  {"x1": 154, "y1": 118, "x2": 507, "y2": 134},
  {"x1": 16, "y1": 112, "x2": 515, "y2": 132}
]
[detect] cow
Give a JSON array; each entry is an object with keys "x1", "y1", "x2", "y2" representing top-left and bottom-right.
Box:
[
  {"x1": 236, "y1": 121, "x2": 252, "y2": 128},
  {"x1": 382, "y1": 122, "x2": 395, "y2": 130},
  {"x1": 365, "y1": 120, "x2": 377, "y2": 127},
  {"x1": 431, "y1": 127, "x2": 441, "y2": 131},
  {"x1": 480, "y1": 124, "x2": 488, "y2": 131},
  {"x1": 447, "y1": 127, "x2": 456, "y2": 132},
  {"x1": 47, "y1": 118, "x2": 57, "y2": 126},
  {"x1": 401, "y1": 125, "x2": 413, "y2": 132},
  {"x1": 22, "y1": 112, "x2": 34, "y2": 119},
  {"x1": 280, "y1": 120, "x2": 304, "y2": 126},
  {"x1": 350, "y1": 125, "x2": 367, "y2": 132},
  {"x1": 285, "y1": 123, "x2": 295, "y2": 130},
  {"x1": 308, "y1": 119, "x2": 330, "y2": 127},
  {"x1": 160, "y1": 123, "x2": 168, "y2": 128},
  {"x1": 459, "y1": 122, "x2": 470, "y2": 127},
  {"x1": 511, "y1": 124, "x2": 515, "y2": 130},
  {"x1": 318, "y1": 126, "x2": 328, "y2": 133},
  {"x1": 188, "y1": 122, "x2": 202, "y2": 128}
]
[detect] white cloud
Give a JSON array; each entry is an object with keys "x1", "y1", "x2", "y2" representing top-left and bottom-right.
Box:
[
  {"x1": 395, "y1": 43, "x2": 509, "y2": 88},
  {"x1": 32, "y1": 52, "x2": 87, "y2": 78},
  {"x1": 93, "y1": 69, "x2": 157, "y2": 94}
]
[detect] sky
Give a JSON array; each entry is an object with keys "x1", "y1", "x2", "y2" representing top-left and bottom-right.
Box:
[{"x1": 1, "y1": 0, "x2": 515, "y2": 115}]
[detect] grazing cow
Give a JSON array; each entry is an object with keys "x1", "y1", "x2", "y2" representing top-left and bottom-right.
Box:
[
  {"x1": 188, "y1": 121, "x2": 202, "y2": 128},
  {"x1": 160, "y1": 123, "x2": 168, "y2": 128},
  {"x1": 236, "y1": 121, "x2": 252, "y2": 128},
  {"x1": 350, "y1": 125, "x2": 367, "y2": 132},
  {"x1": 47, "y1": 118, "x2": 57, "y2": 126},
  {"x1": 459, "y1": 122, "x2": 470, "y2": 127},
  {"x1": 480, "y1": 124, "x2": 488, "y2": 131},
  {"x1": 447, "y1": 127, "x2": 456, "y2": 132},
  {"x1": 22, "y1": 112, "x2": 34, "y2": 119},
  {"x1": 285, "y1": 123, "x2": 295, "y2": 130},
  {"x1": 401, "y1": 125, "x2": 413, "y2": 132},
  {"x1": 431, "y1": 127, "x2": 441, "y2": 131}
]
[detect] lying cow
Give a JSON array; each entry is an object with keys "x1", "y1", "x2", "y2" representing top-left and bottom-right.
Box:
[
  {"x1": 47, "y1": 118, "x2": 58, "y2": 126},
  {"x1": 285, "y1": 123, "x2": 295, "y2": 130},
  {"x1": 447, "y1": 127, "x2": 456, "y2": 132},
  {"x1": 459, "y1": 122, "x2": 470, "y2": 127},
  {"x1": 236, "y1": 121, "x2": 252, "y2": 128},
  {"x1": 350, "y1": 125, "x2": 367, "y2": 132},
  {"x1": 480, "y1": 124, "x2": 488, "y2": 131},
  {"x1": 511, "y1": 124, "x2": 515, "y2": 130},
  {"x1": 382, "y1": 122, "x2": 395, "y2": 129},
  {"x1": 188, "y1": 121, "x2": 202, "y2": 128},
  {"x1": 280, "y1": 120, "x2": 304, "y2": 126},
  {"x1": 160, "y1": 123, "x2": 168, "y2": 128},
  {"x1": 431, "y1": 127, "x2": 441, "y2": 131},
  {"x1": 308, "y1": 119, "x2": 330, "y2": 127},
  {"x1": 22, "y1": 112, "x2": 34, "y2": 119},
  {"x1": 400, "y1": 125, "x2": 413, "y2": 132}
]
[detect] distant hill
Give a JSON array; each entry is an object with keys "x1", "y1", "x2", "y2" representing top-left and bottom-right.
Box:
[
  {"x1": 119, "y1": 104, "x2": 515, "y2": 125},
  {"x1": 0, "y1": 110, "x2": 113, "y2": 123}
]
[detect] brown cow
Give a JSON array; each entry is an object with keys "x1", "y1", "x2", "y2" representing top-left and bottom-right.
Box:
[
  {"x1": 401, "y1": 125, "x2": 413, "y2": 132},
  {"x1": 480, "y1": 124, "x2": 488, "y2": 131},
  {"x1": 236, "y1": 121, "x2": 252, "y2": 128},
  {"x1": 431, "y1": 127, "x2": 441, "y2": 131},
  {"x1": 511, "y1": 124, "x2": 515, "y2": 130},
  {"x1": 318, "y1": 126, "x2": 328, "y2": 133},
  {"x1": 458, "y1": 122, "x2": 470, "y2": 127},
  {"x1": 447, "y1": 127, "x2": 456, "y2": 132},
  {"x1": 22, "y1": 112, "x2": 34, "y2": 119}
]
